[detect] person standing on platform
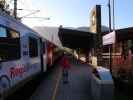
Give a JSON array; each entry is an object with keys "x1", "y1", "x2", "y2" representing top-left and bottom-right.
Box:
[{"x1": 60, "y1": 53, "x2": 71, "y2": 84}]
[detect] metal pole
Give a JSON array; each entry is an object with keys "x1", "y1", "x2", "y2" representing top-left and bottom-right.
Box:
[
  {"x1": 112, "y1": 0, "x2": 115, "y2": 30},
  {"x1": 108, "y1": 0, "x2": 112, "y2": 73},
  {"x1": 111, "y1": 0, "x2": 115, "y2": 74},
  {"x1": 108, "y1": 0, "x2": 111, "y2": 31},
  {"x1": 14, "y1": 0, "x2": 17, "y2": 19},
  {"x1": 109, "y1": 44, "x2": 112, "y2": 73}
]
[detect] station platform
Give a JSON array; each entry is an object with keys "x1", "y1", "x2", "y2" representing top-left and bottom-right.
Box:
[{"x1": 30, "y1": 57, "x2": 92, "y2": 100}]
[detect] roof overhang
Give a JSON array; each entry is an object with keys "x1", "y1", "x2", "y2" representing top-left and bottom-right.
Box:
[
  {"x1": 102, "y1": 27, "x2": 133, "y2": 42},
  {"x1": 58, "y1": 28, "x2": 95, "y2": 49},
  {"x1": 116, "y1": 27, "x2": 133, "y2": 42}
]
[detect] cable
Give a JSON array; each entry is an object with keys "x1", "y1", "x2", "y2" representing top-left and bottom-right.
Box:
[
  {"x1": 19, "y1": 10, "x2": 40, "y2": 18},
  {"x1": 21, "y1": 17, "x2": 50, "y2": 20}
]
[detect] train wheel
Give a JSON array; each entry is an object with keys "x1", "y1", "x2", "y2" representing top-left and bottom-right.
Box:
[{"x1": 0, "y1": 75, "x2": 10, "y2": 99}]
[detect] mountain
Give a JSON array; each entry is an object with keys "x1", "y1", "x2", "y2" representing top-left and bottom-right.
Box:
[
  {"x1": 76, "y1": 27, "x2": 90, "y2": 32},
  {"x1": 76, "y1": 26, "x2": 109, "y2": 33}
]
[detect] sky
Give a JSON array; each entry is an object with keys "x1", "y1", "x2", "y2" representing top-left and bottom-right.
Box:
[{"x1": 10, "y1": 0, "x2": 133, "y2": 29}]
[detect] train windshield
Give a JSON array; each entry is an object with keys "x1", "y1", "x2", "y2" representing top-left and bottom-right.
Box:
[{"x1": 0, "y1": 26, "x2": 20, "y2": 62}]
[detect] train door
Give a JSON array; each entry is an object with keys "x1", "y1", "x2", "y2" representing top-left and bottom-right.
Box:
[
  {"x1": 47, "y1": 42, "x2": 54, "y2": 67},
  {"x1": 28, "y1": 36, "x2": 41, "y2": 74},
  {"x1": 40, "y1": 38, "x2": 47, "y2": 72}
]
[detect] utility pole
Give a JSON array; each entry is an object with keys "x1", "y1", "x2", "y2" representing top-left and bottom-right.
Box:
[{"x1": 14, "y1": 0, "x2": 17, "y2": 19}]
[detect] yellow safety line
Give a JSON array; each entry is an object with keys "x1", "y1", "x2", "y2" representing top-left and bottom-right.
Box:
[{"x1": 51, "y1": 68, "x2": 62, "y2": 100}]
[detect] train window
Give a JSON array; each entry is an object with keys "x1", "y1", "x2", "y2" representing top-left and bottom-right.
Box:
[
  {"x1": 0, "y1": 26, "x2": 7, "y2": 37},
  {"x1": 0, "y1": 27, "x2": 20, "y2": 61},
  {"x1": 9, "y1": 30, "x2": 20, "y2": 38},
  {"x1": 0, "y1": 38, "x2": 20, "y2": 61},
  {"x1": 29, "y1": 37, "x2": 38, "y2": 57}
]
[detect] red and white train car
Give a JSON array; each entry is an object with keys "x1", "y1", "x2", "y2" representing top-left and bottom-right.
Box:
[{"x1": 0, "y1": 12, "x2": 62, "y2": 98}]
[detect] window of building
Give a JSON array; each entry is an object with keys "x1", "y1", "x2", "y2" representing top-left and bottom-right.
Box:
[
  {"x1": 29, "y1": 37, "x2": 38, "y2": 57},
  {"x1": 128, "y1": 40, "x2": 133, "y2": 54},
  {"x1": 121, "y1": 41, "x2": 128, "y2": 60}
]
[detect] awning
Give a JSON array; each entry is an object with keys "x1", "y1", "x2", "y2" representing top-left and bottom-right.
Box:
[
  {"x1": 58, "y1": 28, "x2": 95, "y2": 49},
  {"x1": 103, "y1": 27, "x2": 133, "y2": 42},
  {"x1": 116, "y1": 27, "x2": 133, "y2": 42}
]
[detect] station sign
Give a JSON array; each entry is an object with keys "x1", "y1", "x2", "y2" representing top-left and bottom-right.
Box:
[{"x1": 102, "y1": 31, "x2": 116, "y2": 45}]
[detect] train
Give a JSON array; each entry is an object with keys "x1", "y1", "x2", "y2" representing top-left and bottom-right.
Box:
[{"x1": 0, "y1": 11, "x2": 63, "y2": 98}]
